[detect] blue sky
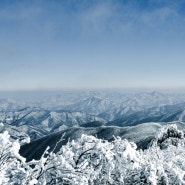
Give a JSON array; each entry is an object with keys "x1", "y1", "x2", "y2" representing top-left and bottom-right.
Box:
[{"x1": 1, "y1": 0, "x2": 185, "y2": 90}]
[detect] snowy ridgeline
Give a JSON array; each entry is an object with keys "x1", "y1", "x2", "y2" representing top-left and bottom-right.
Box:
[
  {"x1": 1, "y1": 90, "x2": 185, "y2": 121},
  {"x1": 1, "y1": 124, "x2": 185, "y2": 185}
]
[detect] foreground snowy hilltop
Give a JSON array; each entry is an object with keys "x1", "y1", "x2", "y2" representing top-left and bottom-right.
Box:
[{"x1": 1, "y1": 123, "x2": 185, "y2": 184}]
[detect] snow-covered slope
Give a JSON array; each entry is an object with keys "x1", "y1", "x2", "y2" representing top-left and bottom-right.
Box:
[
  {"x1": 61, "y1": 91, "x2": 185, "y2": 121},
  {"x1": 1, "y1": 90, "x2": 185, "y2": 140},
  {"x1": 1, "y1": 90, "x2": 185, "y2": 121},
  {"x1": 20, "y1": 122, "x2": 185, "y2": 161},
  {"x1": 0, "y1": 123, "x2": 30, "y2": 145},
  {"x1": 107, "y1": 102, "x2": 185, "y2": 126},
  {"x1": 0, "y1": 107, "x2": 106, "y2": 140}
]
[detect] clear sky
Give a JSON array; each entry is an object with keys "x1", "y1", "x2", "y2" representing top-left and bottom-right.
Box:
[{"x1": 1, "y1": 0, "x2": 185, "y2": 90}]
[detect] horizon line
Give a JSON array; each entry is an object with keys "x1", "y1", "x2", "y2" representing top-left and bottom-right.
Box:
[{"x1": 1, "y1": 86, "x2": 185, "y2": 92}]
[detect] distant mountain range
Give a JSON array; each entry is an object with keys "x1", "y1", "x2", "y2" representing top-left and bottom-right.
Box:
[
  {"x1": 1, "y1": 90, "x2": 185, "y2": 119},
  {"x1": 1, "y1": 102, "x2": 185, "y2": 141},
  {"x1": 0, "y1": 107, "x2": 105, "y2": 140},
  {"x1": 62, "y1": 91, "x2": 184, "y2": 120},
  {"x1": 106, "y1": 102, "x2": 185, "y2": 126},
  {"x1": 1, "y1": 91, "x2": 185, "y2": 141}
]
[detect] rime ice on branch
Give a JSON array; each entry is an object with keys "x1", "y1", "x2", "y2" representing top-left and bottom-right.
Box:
[{"x1": 1, "y1": 124, "x2": 185, "y2": 184}]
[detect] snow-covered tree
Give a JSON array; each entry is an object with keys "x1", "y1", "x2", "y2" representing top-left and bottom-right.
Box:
[
  {"x1": 31, "y1": 134, "x2": 115, "y2": 184},
  {"x1": 2, "y1": 123, "x2": 185, "y2": 184},
  {"x1": 0, "y1": 131, "x2": 27, "y2": 184},
  {"x1": 127, "y1": 124, "x2": 185, "y2": 185}
]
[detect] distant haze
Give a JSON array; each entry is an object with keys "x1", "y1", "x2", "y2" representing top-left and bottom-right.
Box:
[{"x1": 1, "y1": 0, "x2": 185, "y2": 90}]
